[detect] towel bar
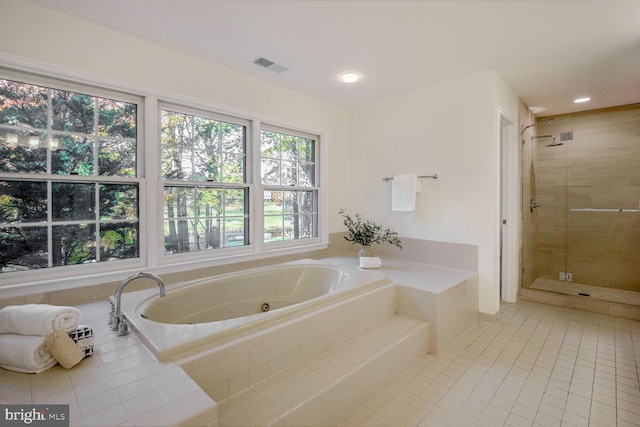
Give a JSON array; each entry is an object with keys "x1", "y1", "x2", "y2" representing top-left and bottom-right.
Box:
[
  {"x1": 570, "y1": 208, "x2": 640, "y2": 213},
  {"x1": 382, "y1": 174, "x2": 438, "y2": 182}
]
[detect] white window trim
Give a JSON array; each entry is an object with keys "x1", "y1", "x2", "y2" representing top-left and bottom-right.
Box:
[
  {"x1": 0, "y1": 53, "x2": 328, "y2": 296},
  {"x1": 157, "y1": 101, "x2": 254, "y2": 264},
  {"x1": 256, "y1": 123, "x2": 323, "y2": 253},
  {"x1": 0, "y1": 67, "x2": 147, "y2": 288}
]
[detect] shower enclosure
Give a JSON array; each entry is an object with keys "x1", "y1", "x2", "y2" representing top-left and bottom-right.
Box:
[{"x1": 520, "y1": 104, "x2": 640, "y2": 312}]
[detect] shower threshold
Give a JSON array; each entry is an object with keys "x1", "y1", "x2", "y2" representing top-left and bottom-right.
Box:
[{"x1": 527, "y1": 278, "x2": 640, "y2": 306}]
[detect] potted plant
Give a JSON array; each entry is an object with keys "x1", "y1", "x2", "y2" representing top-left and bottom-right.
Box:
[{"x1": 339, "y1": 208, "x2": 402, "y2": 256}]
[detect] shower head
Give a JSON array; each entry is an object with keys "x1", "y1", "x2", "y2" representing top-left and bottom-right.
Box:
[{"x1": 546, "y1": 141, "x2": 563, "y2": 147}]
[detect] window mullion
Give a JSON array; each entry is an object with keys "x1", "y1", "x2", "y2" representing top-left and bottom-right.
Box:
[
  {"x1": 46, "y1": 88, "x2": 53, "y2": 268},
  {"x1": 145, "y1": 96, "x2": 159, "y2": 269},
  {"x1": 46, "y1": 87, "x2": 52, "y2": 174},
  {"x1": 47, "y1": 181, "x2": 53, "y2": 268},
  {"x1": 94, "y1": 183, "x2": 100, "y2": 262},
  {"x1": 251, "y1": 119, "x2": 262, "y2": 251},
  {"x1": 93, "y1": 98, "x2": 100, "y2": 262}
]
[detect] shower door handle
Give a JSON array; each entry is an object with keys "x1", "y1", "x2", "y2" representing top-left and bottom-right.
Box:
[{"x1": 530, "y1": 199, "x2": 540, "y2": 212}]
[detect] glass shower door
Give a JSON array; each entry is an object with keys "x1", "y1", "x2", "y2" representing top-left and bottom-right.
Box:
[{"x1": 522, "y1": 105, "x2": 640, "y2": 300}]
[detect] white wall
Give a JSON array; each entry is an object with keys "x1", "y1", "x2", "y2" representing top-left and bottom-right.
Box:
[
  {"x1": 350, "y1": 72, "x2": 518, "y2": 316},
  {"x1": 0, "y1": 0, "x2": 352, "y2": 233}
]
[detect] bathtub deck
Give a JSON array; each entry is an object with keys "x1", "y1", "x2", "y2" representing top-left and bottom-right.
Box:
[{"x1": 217, "y1": 314, "x2": 428, "y2": 426}]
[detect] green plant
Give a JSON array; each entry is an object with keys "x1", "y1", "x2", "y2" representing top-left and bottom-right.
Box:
[{"x1": 338, "y1": 209, "x2": 402, "y2": 249}]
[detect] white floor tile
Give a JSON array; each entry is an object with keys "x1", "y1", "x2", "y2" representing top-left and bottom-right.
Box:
[{"x1": 342, "y1": 300, "x2": 640, "y2": 427}]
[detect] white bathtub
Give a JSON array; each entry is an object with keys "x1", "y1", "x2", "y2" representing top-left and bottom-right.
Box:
[{"x1": 118, "y1": 259, "x2": 385, "y2": 360}]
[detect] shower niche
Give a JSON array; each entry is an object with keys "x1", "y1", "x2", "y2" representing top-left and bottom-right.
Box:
[{"x1": 520, "y1": 104, "x2": 640, "y2": 316}]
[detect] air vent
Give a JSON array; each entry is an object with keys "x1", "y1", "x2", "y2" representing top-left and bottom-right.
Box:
[
  {"x1": 560, "y1": 131, "x2": 573, "y2": 141},
  {"x1": 253, "y1": 57, "x2": 287, "y2": 73}
]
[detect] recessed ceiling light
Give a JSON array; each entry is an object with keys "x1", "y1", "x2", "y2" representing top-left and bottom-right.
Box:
[
  {"x1": 339, "y1": 72, "x2": 360, "y2": 83},
  {"x1": 574, "y1": 97, "x2": 591, "y2": 103}
]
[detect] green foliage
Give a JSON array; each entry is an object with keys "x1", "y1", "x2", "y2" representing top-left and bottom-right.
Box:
[
  {"x1": 0, "y1": 78, "x2": 140, "y2": 272},
  {"x1": 338, "y1": 209, "x2": 402, "y2": 249}
]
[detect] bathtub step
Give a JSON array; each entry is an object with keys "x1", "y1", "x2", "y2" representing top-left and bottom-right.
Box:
[{"x1": 218, "y1": 314, "x2": 428, "y2": 426}]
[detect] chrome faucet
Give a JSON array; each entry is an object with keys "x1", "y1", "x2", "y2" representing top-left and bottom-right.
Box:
[{"x1": 109, "y1": 272, "x2": 166, "y2": 336}]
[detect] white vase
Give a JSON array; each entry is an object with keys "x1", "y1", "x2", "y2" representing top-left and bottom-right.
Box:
[{"x1": 358, "y1": 245, "x2": 374, "y2": 257}]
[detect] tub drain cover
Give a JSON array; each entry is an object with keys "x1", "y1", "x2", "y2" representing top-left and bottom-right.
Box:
[{"x1": 260, "y1": 302, "x2": 270, "y2": 313}]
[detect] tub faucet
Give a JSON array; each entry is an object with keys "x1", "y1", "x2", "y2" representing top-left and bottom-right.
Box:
[{"x1": 110, "y1": 272, "x2": 166, "y2": 336}]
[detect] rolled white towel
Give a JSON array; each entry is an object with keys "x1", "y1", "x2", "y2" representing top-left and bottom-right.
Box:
[
  {"x1": 0, "y1": 304, "x2": 81, "y2": 336},
  {"x1": 0, "y1": 334, "x2": 57, "y2": 373}
]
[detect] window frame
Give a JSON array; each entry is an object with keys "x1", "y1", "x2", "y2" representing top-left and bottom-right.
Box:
[
  {"x1": 256, "y1": 123, "x2": 322, "y2": 252},
  {"x1": 157, "y1": 101, "x2": 254, "y2": 264},
  {"x1": 0, "y1": 68, "x2": 146, "y2": 285},
  {"x1": 0, "y1": 59, "x2": 328, "y2": 292}
]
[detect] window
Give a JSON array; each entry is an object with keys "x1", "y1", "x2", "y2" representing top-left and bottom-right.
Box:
[
  {"x1": 160, "y1": 106, "x2": 249, "y2": 254},
  {"x1": 0, "y1": 77, "x2": 140, "y2": 273},
  {"x1": 0, "y1": 68, "x2": 324, "y2": 283},
  {"x1": 261, "y1": 127, "x2": 318, "y2": 244}
]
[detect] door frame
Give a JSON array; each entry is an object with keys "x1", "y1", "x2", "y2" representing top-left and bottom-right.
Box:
[{"x1": 500, "y1": 110, "x2": 519, "y2": 303}]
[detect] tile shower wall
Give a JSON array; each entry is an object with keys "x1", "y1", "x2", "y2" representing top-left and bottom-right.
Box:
[{"x1": 534, "y1": 104, "x2": 640, "y2": 291}]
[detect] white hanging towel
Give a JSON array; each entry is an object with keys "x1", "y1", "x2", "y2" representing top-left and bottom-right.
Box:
[{"x1": 392, "y1": 174, "x2": 420, "y2": 211}]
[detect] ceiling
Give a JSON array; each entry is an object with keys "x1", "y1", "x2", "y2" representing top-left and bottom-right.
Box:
[{"x1": 25, "y1": 0, "x2": 640, "y2": 116}]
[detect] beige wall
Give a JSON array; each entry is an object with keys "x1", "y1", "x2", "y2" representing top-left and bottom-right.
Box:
[{"x1": 530, "y1": 104, "x2": 640, "y2": 291}]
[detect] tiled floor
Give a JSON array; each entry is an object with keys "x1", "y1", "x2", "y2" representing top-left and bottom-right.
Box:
[
  {"x1": 0, "y1": 301, "x2": 216, "y2": 426},
  {"x1": 341, "y1": 300, "x2": 640, "y2": 427}
]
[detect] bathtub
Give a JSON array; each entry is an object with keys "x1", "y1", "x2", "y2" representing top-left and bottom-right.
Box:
[{"x1": 118, "y1": 259, "x2": 386, "y2": 360}]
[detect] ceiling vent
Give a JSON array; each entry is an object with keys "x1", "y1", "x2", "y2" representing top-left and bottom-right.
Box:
[{"x1": 253, "y1": 57, "x2": 287, "y2": 73}]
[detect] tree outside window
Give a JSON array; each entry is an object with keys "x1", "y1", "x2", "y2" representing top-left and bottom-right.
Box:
[
  {"x1": 0, "y1": 78, "x2": 139, "y2": 273},
  {"x1": 160, "y1": 109, "x2": 248, "y2": 254}
]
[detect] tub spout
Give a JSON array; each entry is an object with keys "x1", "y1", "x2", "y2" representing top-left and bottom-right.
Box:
[{"x1": 110, "y1": 272, "x2": 166, "y2": 336}]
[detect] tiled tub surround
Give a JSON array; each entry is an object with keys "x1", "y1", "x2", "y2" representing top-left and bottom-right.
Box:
[
  {"x1": 0, "y1": 252, "x2": 479, "y2": 426},
  {"x1": 187, "y1": 280, "x2": 426, "y2": 426},
  {"x1": 118, "y1": 260, "x2": 385, "y2": 361},
  {"x1": 160, "y1": 257, "x2": 478, "y2": 426}
]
